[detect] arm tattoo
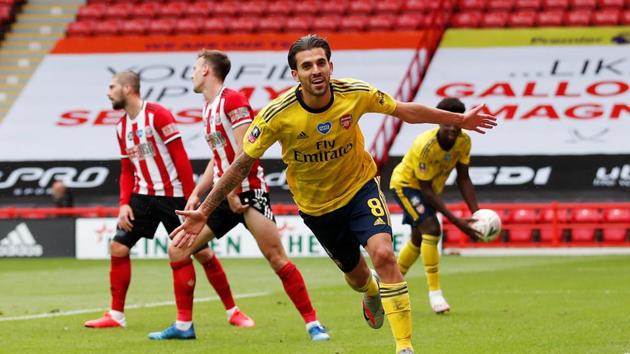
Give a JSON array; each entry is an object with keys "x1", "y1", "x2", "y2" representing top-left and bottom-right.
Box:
[{"x1": 200, "y1": 153, "x2": 254, "y2": 217}]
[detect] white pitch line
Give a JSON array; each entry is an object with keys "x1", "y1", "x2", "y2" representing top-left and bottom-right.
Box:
[{"x1": 0, "y1": 291, "x2": 269, "y2": 322}]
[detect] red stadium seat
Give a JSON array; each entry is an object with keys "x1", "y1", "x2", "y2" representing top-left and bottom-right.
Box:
[
  {"x1": 228, "y1": 17, "x2": 257, "y2": 34},
  {"x1": 120, "y1": 18, "x2": 150, "y2": 36},
  {"x1": 602, "y1": 228, "x2": 628, "y2": 242},
  {"x1": 339, "y1": 15, "x2": 368, "y2": 32},
  {"x1": 213, "y1": 2, "x2": 238, "y2": 17},
  {"x1": 487, "y1": 0, "x2": 515, "y2": 11},
  {"x1": 293, "y1": 1, "x2": 319, "y2": 16},
  {"x1": 481, "y1": 10, "x2": 510, "y2": 26},
  {"x1": 66, "y1": 21, "x2": 93, "y2": 37},
  {"x1": 285, "y1": 16, "x2": 311, "y2": 32},
  {"x1": 565, "y1": 9, "x2": 591, "y2": 25},
  {"x1": 158, "y1": 2, "x2": 187, "y2": 19},
  {"x1": 508, "y1": 10, "x2": 537, "y2": 26},
  {"x1": 202, "y1": 17, "x2": 228, "y2": 34},
  {"x1": 130, "y1": 2, "x2": 159, "y2": 19},
  {"x1": 348, "y1": 1, "x2": 374, "y2": 15},
  {"x1": 568, "y1": 208, "x2": 599, "y2": 242},
  {"x1": 512, "y1": 208, "x2": 537, "y2": 223},
  {"x1": 311, "y1": 15, "x2": 340, "y2": 32},
  {"x1": 183, "y1": 2, "x2": 213, "y2": 19},
  {"x1": 604, "y1": 208, "x2": 630, "y2": 222},
  {"x1": 367, "y1": 14, "x2": 395, "y2": 31},
  {"x1": 539, "y1": 208, "x2": 570, "y2": 242},
  {"x1": 104, "y1": 3, "x2": 133, "y2": 19},
  {"x1": 258, "y1": 16, "x2": 286, "y2": 33},
  {"x1": 239, "y1": 1, "x2": 266, "y2": 17},
  {"x1": 570, "y1": 227, "x2": 598, "y2": 242},
  {"x1": 403, "y1": 0, "x2": 430, "y2": 12},
  {"x1": 93, "y1": 20, "x2": 120, "y2": 36},
  {"x1": 267, "y1": 1, "x2": 292, "y2": 17},
  {"x1": 572, "y1": 208, "x2": 600, "y2": 223},
  {"x1": 451, "y1": 10, "x2": 483, "y2": 27},
  {"x1": 621, "y1": 10, "x2": 630, "y2": 25},
  {"x1": 375, "y1": 1, "x2": 403, "y2": 14},
  {"x1": 597, "y1": 0, "x2": 624, "y2": 8},
  {"x1": 536, "y1": 9, "x2": 565, "y2": 26},
  {"x1": 592, "y1": 8, "x2": 620, "y2": 25},
  {"x1": 459, "y1": 0, "x2": 488, "y2": 11},
  {"x1": 320, "y1": 1, "x2": 347, "y2": 15},
  {"x1": 515, "y1": 0, "x2": 542, "y2": 10},
  {"x1": 602, "y1": 208, "x2": 630, "y2": 242},
  {"x1": 77, "y1": 4, "x2": 105, "y2": 21},
  {"x1": 395, "y1": 12, "x2": 426, "y2": 30},
  {"x1": 175, "y1": 18, "x2": 202, "y2": 35},
  {"x1": 570, "y1": 0, "x2": 596, "y2": 9},
  {"x1": 543, "y1": 0, "x2": 570, "y2": 9},
  {"x1": 508, "y1": 228, "x2": 534, "y2": 242},
  {"x1": 148, "y1": 18, "x2": 175, "y2": 35}
]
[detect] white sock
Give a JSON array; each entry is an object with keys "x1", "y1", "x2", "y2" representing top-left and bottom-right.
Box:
[
  {"x1": 108, "y1": 310, "x2": 125, "y2": 322},
  {"x1": 226, "y1": 306, "x2": 238, "y2": 319},
  {"x1": 175, "y1": 320, "x2": 192, "y2": 331},
  {"x1": 429, "y1": 289, "x2": 443, "y2": 298},
  {"x1": 305, "y1": 320, "x2": 322, "y2": 331}
]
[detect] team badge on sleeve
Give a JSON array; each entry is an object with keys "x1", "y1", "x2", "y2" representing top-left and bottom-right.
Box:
[
  {"x1": 340, "y1": 115, "x2": 353, "y2": 129},
  {"x1": 248, "y1": 126, "x2": 261, "y2": 143},
  {"x1": 161, "y1": 123, "x2": 178, "y2": 137},
  {"x1": 227, "y1": 107, "x2": 251, "y2": 123}
]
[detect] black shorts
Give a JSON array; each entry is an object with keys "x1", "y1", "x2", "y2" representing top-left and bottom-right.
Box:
[
  {"x1": 113, "y1": 194, "x2": 209, "y2": 253},
  {"x1": 299, "y1": 177, "x2": 392, "y2": 273},
  {"x1": 391, "y1": 187, "x2": 437, "y2": 227},
  {"x1": 206, "y1": 189, "x2": 275, "y2": 239}
]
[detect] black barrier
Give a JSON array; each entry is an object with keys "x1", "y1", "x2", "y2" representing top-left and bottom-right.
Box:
[{"x1": 0, "y1": 219, "x2": 75, "y2": 257}]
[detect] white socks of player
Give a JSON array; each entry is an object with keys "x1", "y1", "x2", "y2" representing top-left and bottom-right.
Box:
[
  {"x1": 175, "y1": 320, "x2": 193, "y2": 331},
  {"x1": 108, "y1": 310, "x2": 127, "y2": 327}
]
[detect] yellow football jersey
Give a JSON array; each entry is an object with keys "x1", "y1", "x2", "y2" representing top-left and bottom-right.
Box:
[
  {"x1": 390, "y1": 127, "x2": 471, "y2": 194},
  {"x1": 243, "y1": 78, "x2": 397, "y2": 216}
]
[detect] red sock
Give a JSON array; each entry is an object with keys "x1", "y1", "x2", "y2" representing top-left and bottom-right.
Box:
[
  {"x1": 110, "y1": 255, "x2": 131, "y2": 312},
  {"x1": 171, "y1": 258, "x2": 196, "y2": 322},
  {"x1": 276, "y1": 261, "x2": 317, "y2": 323},
  {"x1": 201, "y1": 255, "x2": 236, "y2": 310}
]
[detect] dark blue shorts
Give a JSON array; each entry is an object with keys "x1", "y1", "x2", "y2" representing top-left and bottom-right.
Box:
[
  {"x1": 299, "y1": 178, "x2": 392, "y2": 273},
  {"x1": 390, "y1": 187, "x2": 436, "y2": 227}
]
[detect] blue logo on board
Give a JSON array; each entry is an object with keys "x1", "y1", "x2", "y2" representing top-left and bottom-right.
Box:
[{"x1": 317, "y1": 122, "x2": 332, "y2": 135}]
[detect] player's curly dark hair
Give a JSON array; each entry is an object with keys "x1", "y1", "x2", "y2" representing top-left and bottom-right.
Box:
[
  {"x1": 436, "y1": 97, "x2": 466, "y2": 113},
  {"x1": 287, "y1": 34, "x2": 332, "y2": 70}
]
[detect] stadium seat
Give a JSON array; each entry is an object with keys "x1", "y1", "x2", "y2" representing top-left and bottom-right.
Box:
[
  {"x1": 572, "y1": 208, "x2": 601, "y2": 223},
  {"x1": 570, "y1": 227, "x2": 598, "y2": 242},
  {"x1": 66, "y1": 21, "x2": 93, "y2": 37},
  {"x1": 77, "y1": 5, "x2": 105, "y2": 21},
  {"x1": 367, "y1": 14, "x2": 395, "y2": 31},
  {"x1": 348, "y1": 1, "x2": 374, "y2": 15},
  {"x1": 570, "y1": 0, "x2": 596, "y2": 8},
  {"x1": 539, "y1": 208, "x2": 570, "y2": 242},
  {"x1": 267, "y1": 1, "x2": 292, "y2": 17},
  {"x1": 148, "y1": 18, "x2": 175, "y2": 35},
  {"x1": 536, "y1": 9, "x2": 565, "y2": 26},
  {"x1": 375, "y1": 1, "x2": 403, "y2": 14},
  {"x1": 565, "y1": 9, "x2": 591, "y2": 25},
  {"x1": 311, "y1": 15, "x2": 340, "y2": 32},
  {"x1": 228, "y1": 17, "x2": 257, "y2": 34},
  {"x1": 157, "y1": 2, "x2": 187, "y2": 19},
  {"x1": 183, "y1": 2, "x2": 213, "y2": 19},
  {"x1": 395, "y1": 12, "x2": 426, "y2": 30},
  {"x1": 175, "y1": 18, "x2": 202, "y2": 35},
  {"x1": 621, "y1": 10, "x2": 630, "y2": 25},
  {"x1": 459, "y1": 0, "x2": 488, "y2": 11},
  {"x1": 285, "y1": 16, "x2": 311, "y2": 32},
  {"x1": 293, "y1": 1, "x2": 319, "y2": 16},
  {"x1": 597, "y1": 0, "x2": 625, "y2": 8},
  {"x1": 451, "y1": 10, "x2": 483, "y2": 27},
  {"x1": 320, "y1": 1, "x2": 347, "y2": 15},
  {"x1": 104, "y1": 3, "x2": 133, "y2": 19},
  {"x1": 481, "y1": 10, "x2": 510, "y2": 26},
  {"x1": 239, "y1": 1, "x2": 266, "y2": 17},
  {"x1": 93, "y1": 20, "x2": 120, "y2": 36},
  {"x1": 258, "y1": 16, "x2": 286, "y2": 33},
  {"x1": 602, "y1": 228, "x2": 628, "y2": 242},
  {"x1": 130, "y1": 2, "x2": 159, "y2": 19},
  {"x1": 120, "y1": 18, "x2": 150, "y2": 36},
  {"x1": 404, "y1": 0, "x2": 430, "y2": 13},
  {"x1": 202, "y1": 18, "x2": 228, "y2": 34},
  {"x1": 512, "y1": 208, "x2": 537, "y2": 223},
  {"x1": 508, "y1": 228, "x2": 534, "y2": 242},
  {"x1": 508, "y1": 10, "x2": 537, "y2": 26},
  {"x1": 213, "y1": 2, "x2": 238, "y2": 17},
  {"x1": 604, "y1": 208, "x2": 630, "y2": 222},
  {"x1": 568, "y1": 207, "x2": 600, "y2": 242},
  {"x1": 592, "y1": 8, "x2": 620, "y2": 25},
  {"x1": 543, "y1": 0, "x2": 570, "y2": 9},
  {"x1": 601, "y1": 208, "x2": 630, "y2": 242},
  {"x1": 339, "y1": 15, "x2": 368, "y2": 32},
  {"x1": 515, "y1": 0, "x2": 542, "y2": 10},
  {"x1": 487, "y1": 0, "x2": 515, "y2": 11}
]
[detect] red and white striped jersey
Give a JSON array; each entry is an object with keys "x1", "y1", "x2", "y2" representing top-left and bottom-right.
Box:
[
  {"x1": 202, "y1": 87, "x2": 267, "y2": 192},
  {"x1": 116, "y1": 101, "x2": 192, "y2": 197}
]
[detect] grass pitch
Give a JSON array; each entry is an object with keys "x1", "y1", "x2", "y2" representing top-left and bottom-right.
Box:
[{"x1": 1, "y1": 256, "x2": 630, "y2": 354}]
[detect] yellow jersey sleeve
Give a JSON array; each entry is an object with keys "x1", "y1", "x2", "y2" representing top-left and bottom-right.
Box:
[
  {"x1": 243, "y1": 111, "x2": 276, "y2": 159},
  {"x1": 365, "y1": 83, "x2": 397, "y2": 115}
]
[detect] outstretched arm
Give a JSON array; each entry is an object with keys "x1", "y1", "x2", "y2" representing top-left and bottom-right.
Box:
[
  {"x1": 392, "y1": 101, "x2": 497, "y2": 134},
  {"x1": 170, "y1": 152, "x2": 256, "y2": 247}
]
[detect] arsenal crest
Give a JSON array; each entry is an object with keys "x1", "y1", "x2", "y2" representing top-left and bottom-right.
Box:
[{"x1": 340, "y1": 114, "x2": 353, "y2": 129}]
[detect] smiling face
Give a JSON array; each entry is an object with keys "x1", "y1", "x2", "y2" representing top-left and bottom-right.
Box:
[
  {"x1": 107, "y1": 77, "x2": 126, "y2": 110},
  {"x1": 438, "y1": 124, "x2": 461, "y2": 146},
  {"x1": 291, "y1": 48, "x2": 333, "y2": 98}
]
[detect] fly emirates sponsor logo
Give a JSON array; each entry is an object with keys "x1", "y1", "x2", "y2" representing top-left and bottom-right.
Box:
[{"x1": 293, "y1": 140, "x2": 353, "y2": 163}]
